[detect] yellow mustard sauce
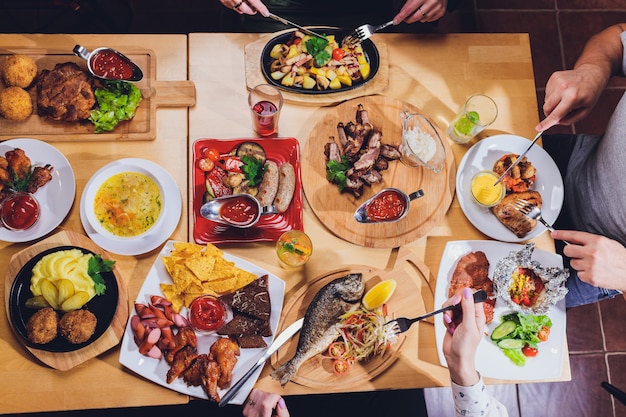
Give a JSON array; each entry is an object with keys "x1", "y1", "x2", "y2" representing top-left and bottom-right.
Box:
[
  {"x1": 471, "y1": 171, "x2": 504, "y2": 207},
  {"x1": 94, "y1": 172, "x2": 162, "y2": 237}
]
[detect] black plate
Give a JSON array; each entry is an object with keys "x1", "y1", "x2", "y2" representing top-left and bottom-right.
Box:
[
  {"x1": 260, "y1": 28, "x2": 380, "y2": 95},
  {"x1": 9, "y1": 246, "x2": 119, "y2": 352}
]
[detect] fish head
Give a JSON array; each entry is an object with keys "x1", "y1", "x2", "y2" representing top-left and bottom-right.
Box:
[{"x1": 337, "y1": 273, "x2": 364, "y2": 303}]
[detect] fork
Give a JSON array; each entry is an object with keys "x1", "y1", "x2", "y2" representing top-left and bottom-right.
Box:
[
  {"x1": 385, "y1": 290, "x2": 488, "y2": 335},
  {"x1": 513, "y1": 198, "x2": 570, "y2": 245},
  {"x1": 342, "y1": 20, "x2": 394, "y2": 47}
]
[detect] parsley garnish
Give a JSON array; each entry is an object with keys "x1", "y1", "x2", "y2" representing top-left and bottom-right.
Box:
[
  {"x1": 305, "y1": 36, "x2": 331, "y2": 67},
  {"x1": 241, "y1": 155, "x2": 266, "y2": 187},
  {"x1": 87, "y1": 254, "x2": 115, "y2": 296},
  {"x1": 326, "y1": 156, "x2": 351, "y2": 191}
]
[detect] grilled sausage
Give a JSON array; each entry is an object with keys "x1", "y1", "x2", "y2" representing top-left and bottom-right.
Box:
[
  {"x1": 273, "y1": 162, "x2": 296, "y2": 213},
  {"x1": 256, "y1": 160, "x2": 279, "y2": 207}
]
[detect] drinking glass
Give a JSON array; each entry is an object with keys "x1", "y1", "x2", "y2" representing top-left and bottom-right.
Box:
[
  {"x1": 248, "y1": 84, "x2": 283, "y2": 136},
  {"x1": 448, "y1": 94, "x2": 498, "y2": 144}
]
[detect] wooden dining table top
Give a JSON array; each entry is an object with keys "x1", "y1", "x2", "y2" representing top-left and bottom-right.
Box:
[{"x1": 0, "y1": 32, "x2": 570, "y2": 414}]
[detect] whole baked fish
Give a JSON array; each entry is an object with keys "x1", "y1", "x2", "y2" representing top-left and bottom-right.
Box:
[{"x1": 271, "y1": 273, "x2": 364, "y2": 386}]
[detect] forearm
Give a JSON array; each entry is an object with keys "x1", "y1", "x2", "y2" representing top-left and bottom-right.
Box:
[
  {"x1": 451, "y1": 375, "x2": 509, "y2": 417},
  {"x1": 574, "y1": 24, "x2": 626, "y2": 83}
]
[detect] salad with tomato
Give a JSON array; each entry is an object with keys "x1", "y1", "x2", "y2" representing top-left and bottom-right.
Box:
[
  {"x1": 326, "y1": 307, "x2": 398, "y2": 376},
  {"x1": 490, "y1": 312, "x2": 551, "y2": 366},
  {"x1": 509, "y1": 267, "x2": 544, "y2": 307}
]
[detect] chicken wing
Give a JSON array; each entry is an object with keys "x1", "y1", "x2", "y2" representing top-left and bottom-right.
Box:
[
  {"x1": 201, "y1": 360, "x2": 222, "y2": 402},
  {"x1": 5, "y1": 148, "x2": 31, "y2": 180},
  {"x1": 209, "y1": 337, "x2": 240, "y2": 388}
]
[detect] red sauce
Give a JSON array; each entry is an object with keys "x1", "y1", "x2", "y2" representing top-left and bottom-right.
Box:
[
  {"x1": 1, "y1": 193, "x2": 39, "y2": 231},
  {"x1": 90, "y1": 49, "x2": 134, "y2": 80},
  {"x1": 366, "y1": 190, "x2": 406, "y2": 222},
  {"x1": 219, "y1": 196, "x2": 259, "y2": 226},
  {"x1": 189, "y1": 296, "x2": 226, "y2": 332}
]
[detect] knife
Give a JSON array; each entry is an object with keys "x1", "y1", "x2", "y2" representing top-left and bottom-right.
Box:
[
  {"x1": 267, "y1": 13, "x2": 327, "y2": 40},
  {"x1": 218, "y1": 317, "x2": 304, "y2": 407},
  {"x1": 494, "y1": 131, "x2": 544, "y2": 186}
]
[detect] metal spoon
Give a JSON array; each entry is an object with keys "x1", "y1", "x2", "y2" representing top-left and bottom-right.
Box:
[
  {"x1": 73, "y1": 44, "x2": 144, "y2": 82},
  {"x1": 200, "y1": 193, "x2": 277, "y2": 228},
  {"x1": 354, "y1": 188, "x2": 424, "y2": 224}
]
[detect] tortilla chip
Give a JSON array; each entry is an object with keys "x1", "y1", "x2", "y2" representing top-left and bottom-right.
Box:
[
  {"x1": 202, "y1": 243, "x2": 224, "y2": 258},
  {"x1": 208, "y1": 277, "x2": 239, "y2": 294},
  {"x1": 185, "y1": 256, "x2": 216, "y2": 280}
]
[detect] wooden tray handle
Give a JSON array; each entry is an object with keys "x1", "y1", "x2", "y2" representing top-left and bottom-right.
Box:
[{"x1": 149, "y1": 80, "x2": 196, "y2": 107}]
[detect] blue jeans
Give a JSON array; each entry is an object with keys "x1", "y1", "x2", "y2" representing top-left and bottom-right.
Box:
[{"x1": 543, "y1": 134, "x2": 622, "y2": 308}]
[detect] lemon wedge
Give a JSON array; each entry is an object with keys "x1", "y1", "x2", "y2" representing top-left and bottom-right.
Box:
[{"x1": 362, "y1": 279, "x2": 397, "y2": 310}]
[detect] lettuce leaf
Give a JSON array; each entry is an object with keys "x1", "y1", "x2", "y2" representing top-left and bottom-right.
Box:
[{"x1": 89, "y1": 80, "x2": 142, "y2": 133}]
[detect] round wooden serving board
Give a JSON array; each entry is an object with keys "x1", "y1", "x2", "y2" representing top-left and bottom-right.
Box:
[
  {"x1": 302, "y1": 95, "x2": 456, "y2": 248},
  {"x1": 4, "y1": 230, "x2": 128, "y2": 371},
  {"x1": 244, "y1": 31, "x2": 389, "y2": 106},
  {"x1": 269, "y1": 247, "x2": 432, "y2": 388}
]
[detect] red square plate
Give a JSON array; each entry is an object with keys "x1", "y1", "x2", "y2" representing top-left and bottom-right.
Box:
[{"x1": 192, "y1": 138, "x2": 303, "y2": 244}]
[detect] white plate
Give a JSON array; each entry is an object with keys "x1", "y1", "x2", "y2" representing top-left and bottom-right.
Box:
[
  {"x1": 80, "y1": 158, "x2": 182, "y2": 256},
  {"x1": 119, "y1": 241, "x2": 286, "y2": 405},
  {"x1": 434, "y1": 240, "x2": 566, "y2": 381},
  {"x1": 456, "y1": 134, "x2": 564, "y2": 242},
  {"x1": 0, "y1": 138, "x2": 76, "y2": 243}
]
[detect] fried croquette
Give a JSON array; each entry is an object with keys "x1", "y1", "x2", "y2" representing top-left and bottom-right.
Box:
[
  {"x1": 0, "y1": 86, "x2": 33, "y2": 121},
  {"x1": 2, "y1": 54, "x2": 37, "y2": 88},
  {"x1": 26, "y1": 307, "x2": 58, "y2": 344},
  {"x1": 59, "y1": 309, "x2": 97, "y2": 344}
]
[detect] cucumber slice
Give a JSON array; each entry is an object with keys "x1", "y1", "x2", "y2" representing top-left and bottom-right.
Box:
[
  {"x1": 491, "y1": 320, "x2": 517, "y2": 340},
  {"x1": 497, "y1": 338, "x2": 526, "y2": 350}
]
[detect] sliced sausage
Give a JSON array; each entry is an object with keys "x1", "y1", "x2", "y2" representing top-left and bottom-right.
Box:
[
  {"x1": 256, "y1": 160, "x2": 279, "y2": 207},
  {"x1": 273, "y1": 162, "x2": 296, "y2": 213}
]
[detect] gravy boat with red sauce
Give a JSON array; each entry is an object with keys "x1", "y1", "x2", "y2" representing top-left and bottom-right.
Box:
[
  {"x1": 199, "y1": 193, "x2": 277, "y2": 228},
  {"x1": 73, "y1": 44, "x2": 144, "y2": 82},
  {"x1": 354, "y1": 188, "x2": 424, "y2": 224}
]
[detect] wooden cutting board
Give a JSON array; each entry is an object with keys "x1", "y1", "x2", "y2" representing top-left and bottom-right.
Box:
[
  {"x1": 244, "y1": 32, "x2": 388, "y2": 106},
  {"x1": 4, "y1": 230, "x2": 128, "y2": 371},
  {"x1": 269, "y1": 247, "x2": 432, "y2": 388},
  {"x1": 302, "y1": 95, "x2": 456, "y2": 248},
  {"x1": 0, "y1": 47, "x2": 195, "y2": 141}
]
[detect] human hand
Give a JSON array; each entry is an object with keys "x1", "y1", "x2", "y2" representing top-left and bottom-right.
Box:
[
  {"x1": 393, "y1": 0, "x2": 448, "y2": 24},
  {"x1": 220, "y1": 0, "x2": 269, "y2": 17},
  {"x1": 536, "y1": 64, "x2": 607, "y2": 131},
  {"x1": 242, "y1": 388, "x2": 289, "y2": 417},
  {"x1": 552, "y1": 230, "x2": 626, "y2": 292},
  {"x1": 442, "y1": 287, "x2": 485, "y2": 386}
]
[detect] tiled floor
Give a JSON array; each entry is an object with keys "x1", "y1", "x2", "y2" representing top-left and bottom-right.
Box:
[{"x1": 2, "y1": 1, "x2": 626, "y2": 416}]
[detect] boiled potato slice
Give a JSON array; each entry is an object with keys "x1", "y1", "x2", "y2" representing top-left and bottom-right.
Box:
[
  {"x1": 302, "y1": 75, "x2": 316, "y2": 89},
  {"x1": 269, "y1": 44, "x2": 284, "y2": 59},
  {"x1": 61, "y1": 291, "x2": 90, "y2": 312},
  {"x1": 329, "y1": 77, "x2": 341, "y2": 89}
]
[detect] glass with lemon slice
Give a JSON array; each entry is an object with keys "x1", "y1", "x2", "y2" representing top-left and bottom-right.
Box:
[{"x1": 448, "y1": 94, "x2": 498, "y2": 144}]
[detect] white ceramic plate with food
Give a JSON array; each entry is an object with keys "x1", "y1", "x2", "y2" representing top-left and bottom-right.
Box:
[
  {"x1": 434, "y1": 240, "x2": 566, "y2": 381},
  {"x1": 79, "y1": 158, "x2": 181, "y2": 256},
  {"x1": 118, "y1": 240, "x2": 285, "y2": 405},
  {"x1": 0, "y1": 138, "x2": 76, "y2": 243},
  {"x1": 456, "y1": 134, "x2": 564, "y2": 242}
]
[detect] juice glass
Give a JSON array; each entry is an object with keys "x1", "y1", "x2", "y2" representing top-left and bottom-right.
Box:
[
  {"x1": 276, "y1": 230, "x2": 312, "y2": 269},
  {"x1": 248, "y1": 84, "x2": 283, "y2": 136},
  {"x1": 448, "y1": 94, "x2": 498, "y2": 144}
]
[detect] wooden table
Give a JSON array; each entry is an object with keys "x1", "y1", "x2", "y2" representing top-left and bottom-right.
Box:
[
  {"x1": 0, "y1": 32, "x2": 571, "y2": 414},
  {"x1": 0, "y1": 34, "x2": 190, "y2": 413},
  {"x1": 188, "y1": 32, "x2": 571, "y2": 397}
]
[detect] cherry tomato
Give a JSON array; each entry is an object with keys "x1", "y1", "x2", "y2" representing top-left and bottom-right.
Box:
[
  {"x1": 197, "y1": 158, "x2": 214, "y2": 172},
  {"x1": 522, "y1": 345, "x2": 538, "y2": 357},
  {"x1": 203, "y1": 147, "x2": 221, "y2": 162},
  {"x1": 537, "y1": 326, "x2": 550, "y2": 342},
  {"x1": 328, "y1": 342, "x2": 346, "y2": 359},
  {"x1": 332, "y1": 359, "x2": 350, "y2": 375},
  {"x1": 332, "y1": 47, "x2": 345, "y2": 61}
]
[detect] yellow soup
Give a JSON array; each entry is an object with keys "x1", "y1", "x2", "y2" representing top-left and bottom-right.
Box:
[{"x1": 94, "y1": 172, "x2": 162, "y2": 237}]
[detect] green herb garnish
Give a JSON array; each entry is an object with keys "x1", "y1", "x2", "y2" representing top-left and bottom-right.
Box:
[
  {"x1": 8, "y1": 168, "x2": 33, "y2": 192},
  {"x1": 241, "y1": 154, "x2": 266, "y2": 187},
  {"x1": 326, "y1": 156, "x2": 351, "y2": 191},
  {"x1": 89, "y1": 80, "x2": 142, "y2": 133},
  {"x1": 305, "y1": 36, "x2": 331, "y2": 67},
  {"x1": 87, "y1": 254, "x2": 115, "y2": 296}
]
